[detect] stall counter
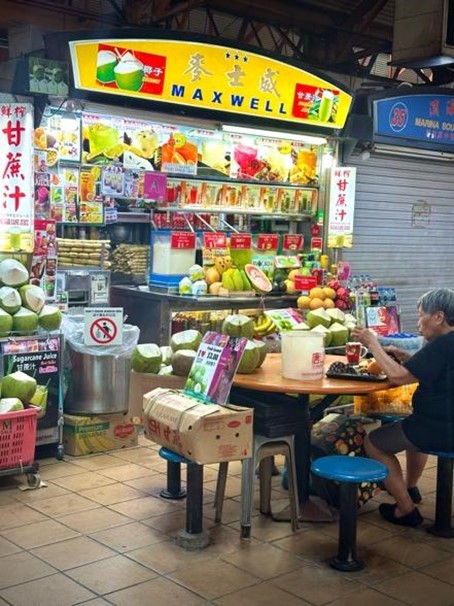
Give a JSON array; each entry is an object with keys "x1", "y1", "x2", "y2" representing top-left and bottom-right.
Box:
[{"x1": 110, "y1": 285, "x2": 298, "y2": 345}]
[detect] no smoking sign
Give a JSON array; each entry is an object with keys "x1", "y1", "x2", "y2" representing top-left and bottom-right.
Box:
[{"x1": 84, "y1": 308, "x2": 123, "y2": 346}]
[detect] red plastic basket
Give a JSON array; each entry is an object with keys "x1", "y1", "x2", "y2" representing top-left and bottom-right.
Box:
[{"x1": 0, "y1": 408, "x2": 38, "y2": 470}]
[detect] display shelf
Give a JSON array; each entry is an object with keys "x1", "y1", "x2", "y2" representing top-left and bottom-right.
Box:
[
  {"x1": 116, "y1": 212, "x2": 152, "y2": 223},
  {"x1": 167, "y1": 173, "x2": 319, "y2": 190},
  {"x1": 153, "y1": 206, "x2": 311, "y2": 219}
]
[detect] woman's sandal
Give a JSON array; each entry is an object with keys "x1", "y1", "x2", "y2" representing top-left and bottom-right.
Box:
[{"x1": 379, "y1": 503, "x2": 423, "y2": 527}]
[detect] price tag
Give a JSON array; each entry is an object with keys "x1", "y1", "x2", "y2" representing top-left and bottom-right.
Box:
[
  {"x1": 170, "y1": 232, "x2": 196, "y2": 249},
  {"x1": 294, "y1": 275, "x2": 317, "y2": 291},
  {"x1": 256, "y1": 234, "x2": 279, "y2": 251},
  {"x1": 203, "y1": 232, "x2": 227, "y2": 249},
  {"x1": 311, "y1": 237, "x2": 323, "y2": 250},
  {"x1": 282, "y1": 234, "x2": 303, "y2": 252},
  {"x1": 230, "y1": 233, "x2": 252, "y2": 249}
]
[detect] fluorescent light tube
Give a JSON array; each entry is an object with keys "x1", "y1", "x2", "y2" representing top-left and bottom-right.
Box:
[{"x1": 221, "y1": 124, "x2": 327, "y2": 145}]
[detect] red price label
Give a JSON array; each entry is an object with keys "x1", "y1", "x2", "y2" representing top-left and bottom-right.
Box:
[
  {"x1": 294, "y1": 275, "x2": 317, "y2": 291},
  {"x1": 282, "y1": 235, "x2": 303, "y2": 252},
  {"x1": 230, "y1": 233, "x2": 252, "y2": 249},
  {"x1": 257, "y1": 234, "x2": 279, "y2": 251},
  {"x1": 170, "y1": 232, "x2": 196, "y2": 249},
  {"x1": 203, "y1": 232, "x2": 227, "y2": 249},
  {"x1": 311, "y1": 237, "x2": 323, "y2": 250}
]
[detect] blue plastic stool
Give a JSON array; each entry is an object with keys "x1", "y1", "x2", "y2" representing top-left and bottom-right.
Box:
[
  {"x1": 367, "y1": 414, "x2": 406, "y2": 425},
  {"x1": 158, "y1": 447, "x2": 209, "y2": 548},
  {"x1": 311, "y1": 455, "x2": 388, "y2": 571},
  {"x1": 158, "y1": 447, "x2": 187, "y2": 500},
  {"x1": 424, "y1": 450, "x2": 454, "y2": 538}
]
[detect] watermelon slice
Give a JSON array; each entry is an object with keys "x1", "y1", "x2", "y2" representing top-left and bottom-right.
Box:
[{"x1": 244, "y1": 264, "x2": 272, "y2": 294}]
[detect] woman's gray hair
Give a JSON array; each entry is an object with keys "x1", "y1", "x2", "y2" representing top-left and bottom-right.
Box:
[{"x1": 417, "y1": 288, "x2": 454, "y2": 326}]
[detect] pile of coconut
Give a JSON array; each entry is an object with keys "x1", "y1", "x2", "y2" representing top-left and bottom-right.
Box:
[{"x1": 0, "y1": 259, "x2": 62, "y2": 336}]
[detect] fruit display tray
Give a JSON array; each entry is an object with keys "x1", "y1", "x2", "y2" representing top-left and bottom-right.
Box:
[{"x1": 326, "y1": 370, "x2": 387, "y2": 382}]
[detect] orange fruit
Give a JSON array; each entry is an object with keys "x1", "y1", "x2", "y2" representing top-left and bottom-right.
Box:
[
  {"x1": 323, "y1": 298, "x2": 335, "y2": 309},
  {"x1": 323, "y1": 287, "x2": 336, "y2": 300},
  {"x1": 296, "y1": 295, "x2": 311, "y2": 310},
  {"x1": 309, "y1": 287, "x2": 326, "y2": 300},
  {"x1": 309, "y1": 297, "x2": 325, "y2": 310}
]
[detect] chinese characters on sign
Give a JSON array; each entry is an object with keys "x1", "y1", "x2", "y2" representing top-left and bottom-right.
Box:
[
  {"x1": 327, "y1": 167, "x2": 356, "y2": 248},
  {"x1": 70, "y1": 39, "x2": 353, "y2": 128},
  {"x1": 0, "y1": 103, "x2": 34, "y2": 252}
]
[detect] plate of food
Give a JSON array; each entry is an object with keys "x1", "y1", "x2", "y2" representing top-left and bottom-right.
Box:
[{"x1": 326, "y1": 360, "x2": 387, "y2": 382}]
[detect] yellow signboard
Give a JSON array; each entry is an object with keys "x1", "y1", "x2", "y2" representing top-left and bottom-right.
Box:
[{"x1": 69, "y1": 39, "x2": 353, "y2": 129}]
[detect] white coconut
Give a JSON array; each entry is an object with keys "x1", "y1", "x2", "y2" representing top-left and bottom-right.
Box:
[
  {"x1": 19, "y1": 284, "x2": 45, "y2": 313},
  {"x1": 0, "y1": 286, "x2": 21, "y2": 314},
  {"x1": 0, "y1": 259, "x2": 29, "y2": 287}
]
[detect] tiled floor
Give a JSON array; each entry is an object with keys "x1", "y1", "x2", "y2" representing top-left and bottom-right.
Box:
[{"x1": 0, "y1": 436, "x2": 453, "y2": 605}]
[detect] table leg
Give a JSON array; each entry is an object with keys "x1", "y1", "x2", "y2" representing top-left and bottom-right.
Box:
[{"x1": 295, "y1": 394, "x2": 311, "y2": 503}]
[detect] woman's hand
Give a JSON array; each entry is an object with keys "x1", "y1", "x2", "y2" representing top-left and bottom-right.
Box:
[{"x1": 350, "y1": 326, "x2": 379, "y2": 349}]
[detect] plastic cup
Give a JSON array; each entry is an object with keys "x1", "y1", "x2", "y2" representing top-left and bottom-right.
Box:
[{"x1": 281, "y1": 330, "x2": 325, "y2": 380}]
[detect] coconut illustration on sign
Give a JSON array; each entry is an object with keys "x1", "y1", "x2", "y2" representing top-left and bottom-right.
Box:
[
  {"x1": 114, "y1": 52, "x2": 144, "y2": 92},
  {"x1": 96, "y1": 50, "x2": 118, "y2": 84}
]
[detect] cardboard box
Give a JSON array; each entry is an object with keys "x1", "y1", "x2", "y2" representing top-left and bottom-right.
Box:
[
  {"x1": 143, "y1": 388, "x2": 253, "y2": 464},
  {"x1": 128, "y1": 370, "x2": 186, "y2": 425},
  {"x1": 64, "y1": 413, "x2": 138, "y2": 456}
]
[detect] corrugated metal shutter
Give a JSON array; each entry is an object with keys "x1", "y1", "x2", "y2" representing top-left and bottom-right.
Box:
[{"x1": 342, "y1": 152, "x2": 454, "y2": 333}]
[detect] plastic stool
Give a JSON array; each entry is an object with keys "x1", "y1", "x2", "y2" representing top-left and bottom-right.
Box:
[
  {"x1": 158, "y1": 447, "x2": 209, "y2": 549},
  {"x1": 158, "y1": 447, "x2": 186, "y2": 500},
  {"x1": 367, "y1": 414, "x2": 406, "y2": 425},
  {"x1": 425, "y1": 450, "x2": 454, "y2": 538},
  {"x1": 214, "y1": 433, "x2": 299, "y2": 539},
  {"x1": 311, "y1": 455, "x2": 388, "y2": 571}
]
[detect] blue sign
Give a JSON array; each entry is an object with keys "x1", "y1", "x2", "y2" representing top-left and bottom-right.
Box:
[{"x1": 374, "y1": 95, "x2": 454, "y2": 146}]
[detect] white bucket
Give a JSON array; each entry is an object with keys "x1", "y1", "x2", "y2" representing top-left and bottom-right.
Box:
[{"x1": 281, "y1": 331, "x2": 325, "y2": 380}]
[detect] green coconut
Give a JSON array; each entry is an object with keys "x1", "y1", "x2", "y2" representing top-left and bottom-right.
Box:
[
  {"x1": 0, "y1": 286, "x2": 21, "y2": 314},
  {"x1": 221, "y1": 314, "x2": 255, "y2": 339},
  {"x1": 170, "y1": 329, "x2": 203, "y2": 353},
  {"x1": 306, "y1": 308, "x2": 332, "y2": 329},
  {"x1": 237, "y1": 340, "x2": 260, "y2": 374},
  {"x1": 160, "y1": 345, "x2": 173, "y2": 366},
  {"x1": 0, "y1": 397, "x2": 24, "y2": 413},
  {"x1": 0, "y1": 308, "x2": 13, "y2": 337},
  {"x1": 310, "y1": 325, "x2": 333, "y2": 347},
  {"x1": 326, "y1": 308, "x2": 346, "y2": 325},
  {"x1": 158, "y1": 365, "x2": 174, "y2": 376},
  {"x1": 131, "y1": 344, "x2": 162, "y2": 373},
  {"x1": 252, "y1": 339, "x2": 268, "y2": 368},
  {"x1": 19, "y1": 284, "x2": 46, "y2": 313},
  {"x1": 12, "y1": 307, "x2": 38, "y2": 334},
  {"x1": 1, "y1": 371, "x2": 37, "y2": 403},
  {"x1": 329, "y1": 322, "x2": 349, "y2": 347},
  {"x1": 0, "y1": 259, "x2": 29, "y2": 287},
  {"x1": 38, "y1": 305, "x2": 62, "y2": 331},
  {"x1": 172, "y1": 349, "x2": 197, "y2": 377}
]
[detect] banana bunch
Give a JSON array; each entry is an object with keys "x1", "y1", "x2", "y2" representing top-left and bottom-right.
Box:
[{"x1": 253, "y1": 313, "x2": 277, "y2": 338}]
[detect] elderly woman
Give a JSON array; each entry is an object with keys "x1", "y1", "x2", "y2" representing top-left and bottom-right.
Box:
[{"x1": 352, "y1": 288, "x2": 454, "y2": 527}]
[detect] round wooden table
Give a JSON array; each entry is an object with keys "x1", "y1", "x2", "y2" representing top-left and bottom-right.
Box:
[{"x1": 232, "y1": 353, "x2": 392, "y2": 518}]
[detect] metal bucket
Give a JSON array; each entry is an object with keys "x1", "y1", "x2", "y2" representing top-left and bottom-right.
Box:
[{"x1": 65, "y1": 344, "x2": 131, "y2": 415}]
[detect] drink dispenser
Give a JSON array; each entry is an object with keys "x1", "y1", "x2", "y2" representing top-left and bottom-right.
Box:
[{"x1": 149, "y1": 230, "x2": 196, "y2": 287}]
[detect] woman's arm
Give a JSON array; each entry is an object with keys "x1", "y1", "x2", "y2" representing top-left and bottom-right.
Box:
[{"x1": 351, "y1": 327, "x2": 417, "y2": 385}]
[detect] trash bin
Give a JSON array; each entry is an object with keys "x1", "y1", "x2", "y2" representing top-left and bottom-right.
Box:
[{"x1": 64, "y1": 321, "x2": 140, "y2": 415}]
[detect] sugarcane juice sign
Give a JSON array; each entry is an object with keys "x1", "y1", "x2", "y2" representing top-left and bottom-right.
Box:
[
  {"x1": 69, "y1": 39, "x2": 352, "y2": 128},
  {"x1": 0, "y1": 103, "x2": 34, "y2": 253},
  {"x1": 2, "y1": 337, "x2": 60, "y2": 429},
  {"x1": 327, "y1": 167, "x2": 356, "y2": 248}
]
